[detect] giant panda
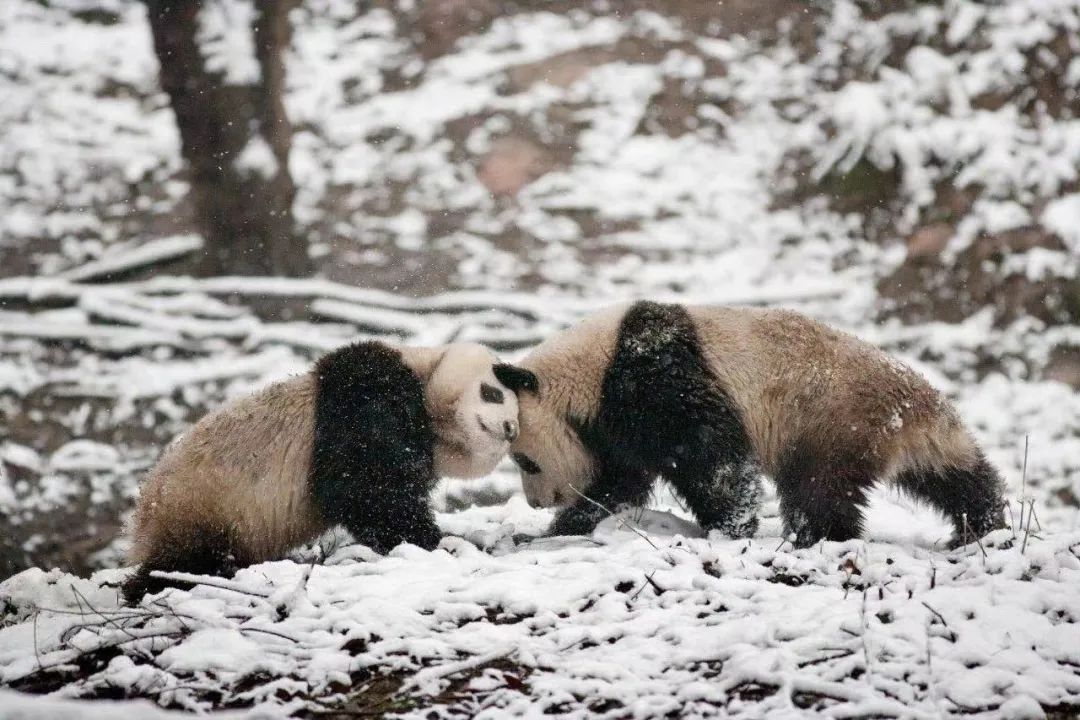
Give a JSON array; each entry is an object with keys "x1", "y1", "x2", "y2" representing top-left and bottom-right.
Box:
[
  {"x1": 122, "y1": 341, "x2": 522, "y2": 603},
  {"x1": 497, "y1": 301, "x2": 1005, "y2": 548}
]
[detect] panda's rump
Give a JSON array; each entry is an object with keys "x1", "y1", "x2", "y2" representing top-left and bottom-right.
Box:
[
  {"x1": 129, "y1": 375, "x2": 324, "y2": 566},
  {"x1": 689, "y1": 305, "x2": 956, "y2": 476},
  {"x1": 773, "y1": 345, "x2": 953, "y2": 478}
]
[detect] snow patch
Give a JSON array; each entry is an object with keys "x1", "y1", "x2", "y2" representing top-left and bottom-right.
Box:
[
  {"x1": 233, "y1": 134, "x2": 279, "y2": 179},
  {"x1": 1042, "y1": 193, "x2": 1080, "y2": 252},
  {"x1": 195, "y1": 0, "x2": 260, "y2": 85},
  {"x1": 157, "y1": 628, "x2": 266, "y2": 674}
]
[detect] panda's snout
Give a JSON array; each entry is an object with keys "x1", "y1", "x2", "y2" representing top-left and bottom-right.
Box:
[
  {"x1": 477, "y1": 416, "x2": 517, "y2": 442},
  {"x1": 521, "y1": 480, "x2": 542, "y2": 508},
  {"x1": 503, "y1": 420, "x2": 518, "y2": 442}
]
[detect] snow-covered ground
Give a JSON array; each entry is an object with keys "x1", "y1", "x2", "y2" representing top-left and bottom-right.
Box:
[
  {"x1": 2, "y1": 0, "x2": 1079, "y2": 716},
  {"x1": 2, "y1": 509, "x2": 1079, "y2": 718}
]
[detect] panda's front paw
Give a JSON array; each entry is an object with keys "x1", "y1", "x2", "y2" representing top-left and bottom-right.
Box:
[
  {"x1": 717, "y1": 515, "x2": 759, "y2": 540},
  {"x1": 438, "y1": 535, "x2": 481, "y2": 557},
  {"x1": 547, "y1": 506, "x2": 600, "y2": 537},
  {"x1": 511, "y1": 532, "x2": 539, "y2": 546},
  {"x1": 393, "y1": 519, "x2": 442, "y2": 552}
]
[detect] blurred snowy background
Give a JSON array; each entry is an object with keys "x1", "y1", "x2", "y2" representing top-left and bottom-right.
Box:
[{"x1": 0, "y1": 0, "x2": 1078, "y2": 716}]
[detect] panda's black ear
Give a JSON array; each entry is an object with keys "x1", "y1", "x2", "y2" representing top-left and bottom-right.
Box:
[{"x1": 493, "y1": 363, "x2": 539, "y2": 395}]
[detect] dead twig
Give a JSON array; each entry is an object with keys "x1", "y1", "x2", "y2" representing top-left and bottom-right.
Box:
[
  {"x1": 922, "y1": 602, "x2": 956, "y2": 642},
  {"x1": 628, "y1": 570, "x2": 658, "y2": 601},
  {"x1": 860, "y1": 588, "x2": 872, "y2": 679},
  {"x1": 147, "y1": 570, "x2": 271, "y2": 598},
  {"x1": 1018, "y1": 435, "x2": 1030, "y2": 533},
  {"x1": 1021, "y1": 435, "x2": 1029, "y2": 490},
  {"x1": 922, "y1": 602, "x2": 948, "y2": 626},
  {"x1": 960, "y1": 513, "x2": 988, "y2": 560},
  {"x1": 645, "y1": 574, "x2": 665, "y2": 595},
  {"x1": 925, "y1": 621, "x2": 933, "y2": 675},
  {"x1": 667, "y1": 483, "x2": 689, "y2": 514},
  {"x1": 34, "y1": 606, "x2": 147, "y2": 620},
  {"x1": 1028, "y1": 499, "x2": 1042, "y2": 532},
  {"x1": 27, "y1": 629, "x2": 189, "y2": 678},
  {"x1": 1021, "y1": 499, "x2": 1036, "y2": 554},
  {"x1": 797, "y1": 649, "x2": 855, "y2": 668},
  {"x1": 239, "y1": 626, "x2": 300, "y2": 643},
  {"x1": 149, "y1": 597, "x2": 192, "y2": 633},
  {"x1": 70, "y1": 586, "x2": 142, "y2": 645},
  {"x1": 973, "y1": 532, "x2": 988, "y2": 561},
  {"x1": 131, "y1": 683, "x2": 224, "y2": 700},
  {"x1": 33, "y1": 610, "x2": 42, "y2": 672}
]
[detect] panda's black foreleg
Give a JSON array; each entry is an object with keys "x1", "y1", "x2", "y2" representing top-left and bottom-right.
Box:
[
  {"x1": 548, "y1": 464, "x2": 654, "y2": 537},
  {"x1": 347, "y1": 522, "x2": 442, "y2": 554},
  {"x1": 311, "y1": 342, "x2": 440, "y2": 554},
  {"x1": 339, "y1": 485, "x2": 442, "y2": 553},
  {"x1": 670, "y1": 457, "x2": 762, "y2": 539},
  {"x1": 548, "y1": 503, "x2": 606, "y2": 538},
  {"x1": 774, "y1": 446, "x2": 872, "y2": 548}
]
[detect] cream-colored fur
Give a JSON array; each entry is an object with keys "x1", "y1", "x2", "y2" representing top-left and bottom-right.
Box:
[
  {"x1": 128, "y1": 374, "x2": 322, "y2": 565},
  {"x1": 687, "y1": 306, "x2": 966, "y2": 477},
  {"x1": 512, "y1": 304, "x2": 976, "y2": 507},
  {"x1": 128, "y1": 342, "x2": 517, "y2": 567}
]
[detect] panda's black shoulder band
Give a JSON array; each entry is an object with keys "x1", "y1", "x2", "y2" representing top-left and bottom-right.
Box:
[
  {"x1": 493, "y1": 363, "x2": 539, "y2": 395},
  {"x1": 310, "y1": 341, "x2": 437, "y2": 536}
]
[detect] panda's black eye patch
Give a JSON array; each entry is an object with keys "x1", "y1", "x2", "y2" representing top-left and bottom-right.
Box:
[
  {"x1": 480, "y1": 382, "x2": 504, "y2": 404},
  {"x1": 512, "y1": 453, "x2": 542, "y2": 475}
]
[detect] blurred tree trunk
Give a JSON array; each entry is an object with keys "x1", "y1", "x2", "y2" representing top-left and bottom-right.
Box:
[{"x1": 143, "y1": 0, "x2": 310, "y2": 276}]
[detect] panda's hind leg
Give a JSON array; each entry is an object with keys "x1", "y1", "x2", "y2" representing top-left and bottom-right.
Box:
[
  {"x1": 893, "y1": 453, "x2": 1005, "y2": 548},
  {"x1": 121, "y1": 526, "x2": 237, "y2": 605},
  {"x1": 774, "y1": 445, "x2": 874, "y2": 548}
]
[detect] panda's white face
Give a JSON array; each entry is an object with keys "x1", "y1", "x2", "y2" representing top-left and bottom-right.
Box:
[
  {"x1": 426, "y1": 344, "x2": 520, "y2": 479},
  {"x1": 510, "y1": 390, "x2": 594, "y2": 508}
]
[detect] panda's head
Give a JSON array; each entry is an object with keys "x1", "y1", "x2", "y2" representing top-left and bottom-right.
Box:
[
  {"x1": 493, "y1": 363, "x2": 596, "y2": 508},
  {"x1": 423, "y1": 343, "x2": 522, "y2": 479}
]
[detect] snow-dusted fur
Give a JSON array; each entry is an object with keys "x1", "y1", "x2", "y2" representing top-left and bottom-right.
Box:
[
  {"x1": 507, "y1": 302, "x2": 1005, "y2": 547},
  {"x1": 123, "y1": 342, "x2": 518, "y2": 603}
]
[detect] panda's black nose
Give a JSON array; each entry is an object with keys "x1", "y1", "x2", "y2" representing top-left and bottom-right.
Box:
[{"x1": 504, "y1": 420, "x2": 518, "y2": 441}]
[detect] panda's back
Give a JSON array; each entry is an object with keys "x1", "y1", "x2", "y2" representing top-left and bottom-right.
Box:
[{"x1": 686, "y1": 305, "x2": 946, "y2": 472}]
